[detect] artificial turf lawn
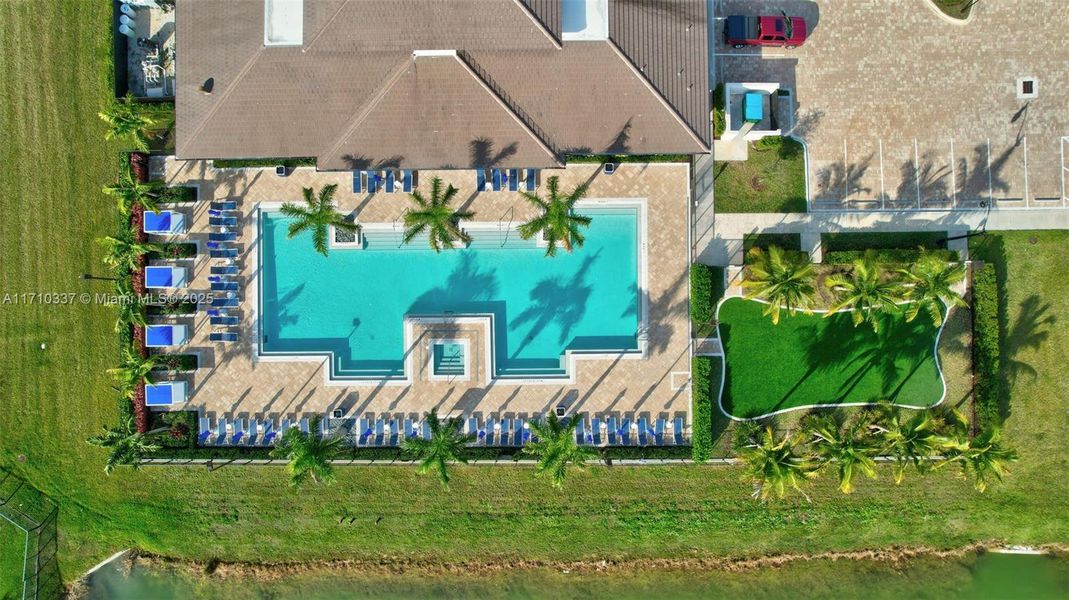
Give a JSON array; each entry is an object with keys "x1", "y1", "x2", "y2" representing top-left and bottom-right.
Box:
[
  {"x1": 1, "y1": 1, "x2": 1068, "y2": 590},
  {"x1": 718, "y1": 298, "x2": 944, "y2": 418}
]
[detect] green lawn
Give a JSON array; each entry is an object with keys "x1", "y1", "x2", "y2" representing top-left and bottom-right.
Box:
[
  {"x1": 714, "y1": 137, "x2": 807, "y2": 213},
  {"x1": 718, "y1": 298, "x2": 945, "y2": 418},
  {"x1": 1, "y1": 2, "x2": 1068, "y2": 591},
  {"x1": 0, "y1": 520, "x2": 25, "y2": 599}
]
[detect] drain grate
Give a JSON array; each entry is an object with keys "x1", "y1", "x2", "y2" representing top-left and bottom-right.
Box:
[{"x1": 1017, "y1": 76, "x2": 1038, "y2": 99}]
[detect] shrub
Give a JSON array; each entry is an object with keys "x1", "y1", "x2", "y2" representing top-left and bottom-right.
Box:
[
  {"x1": 743, "y1": 233, "x2": 801, "y2": 253},
  {"x1": 147, "y1": 242, "x2": 197, "y2": 260},
  {"x1": 691, "y1": 264, "x2": 723, "y2": 337},
  {"x1": 712, "y1": 84, "x2": 725, "y2": 139},
  {"x1": 212, "y1": 157, "x2": 317, "y2": 169},
  {"x1": 150, "y1": 354, "x2": 198, "y2": 372},
  {"x1": 822, "y1": 231, "x2": 946, "y2": 252},
  {"x1": 157, "y1": 186, "x2": 197, "y2": 203},
  {"x1": 691, "y1": 356, "x2": 714, "y2": 462},
  {"x1": 972, "y1": 263, "x2": 1000, "y2": 427},
  {"x1": 563, "y1": 154, "x2": 690, "y2": 164},
  {"x1": 823, "y1": 249, "x2": 959, "y2": 264},
  {"x1": 146, "y1": 301, "x2": 198, "y2": 316}
]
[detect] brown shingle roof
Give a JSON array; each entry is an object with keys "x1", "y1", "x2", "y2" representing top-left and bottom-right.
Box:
[{"x1": 176, "y1": 0, "x2": 709, "y2": 167}]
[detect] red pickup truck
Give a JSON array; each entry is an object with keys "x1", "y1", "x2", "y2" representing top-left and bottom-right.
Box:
[{"x1": 724, "y1": 14, "x2": 808, "y2": 49}]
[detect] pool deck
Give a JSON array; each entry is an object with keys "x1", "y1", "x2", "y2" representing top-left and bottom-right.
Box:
[{"x1": 149, "y1": 159, "x2": 693, "y2": 433}]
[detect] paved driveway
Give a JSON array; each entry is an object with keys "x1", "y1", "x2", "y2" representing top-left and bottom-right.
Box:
[{"x1": 715, "y1": 0, "x2": 1069, "y2": 210}]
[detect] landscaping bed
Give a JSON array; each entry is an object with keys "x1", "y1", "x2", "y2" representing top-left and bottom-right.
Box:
[
  {"x1": 714, "y1": 137, "x2": 806, "y2": 213},
  {"x1": 717, "y1": 297, "x2": 945, "y2": 418},
  {"x1": 213, "y1": 157, "x2": 317, "y2": 169}
]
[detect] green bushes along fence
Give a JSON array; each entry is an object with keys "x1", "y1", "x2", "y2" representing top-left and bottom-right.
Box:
[
  {"x1": 690, "y1": 263, "x2": 724, "y2": 337},
  {"x1": 690, "y1": 356, "x2": 714, "y2": 462},
  {"x1": 971, "y1": 263, "x2": 1001, "y2": 427}
]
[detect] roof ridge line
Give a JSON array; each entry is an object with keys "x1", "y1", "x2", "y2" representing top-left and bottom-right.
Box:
[
  {"x1": 454, "y1": 51, "x2": 562, "y2": 166},
  {"x1": 509, "y1": 0, "x2": 562, "y2": 49},
  {"x1": 606, "y1": 39, "x2": 709, "y2": 152},
  {"x1": 319, "y1": 56, "x2": 414, "y2": 167},
  {"x1": 181, "y1": 46, "x2": 266, "y2": 156},
  {"x1": 302, "y1": 0, "x2": 353, "y2": 53}
]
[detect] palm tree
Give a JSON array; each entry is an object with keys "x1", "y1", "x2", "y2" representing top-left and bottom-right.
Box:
[
  {"x1": 741, "y1": 246, "x2": 817, "y2": 324},
  {"x1": 899, "y1": 252, "x2": 967, "y2": 327},
  {"x1": 517, "y1": 176, "x2": 592, "y2": 257},
  {"x1": 98, "y1": 93, "x2": 161, "y2": 151},
  {"x1": 108, "y1": 346, "x2": 159, "y2": 400},
  {"x1": 803, "y1": 414, "x2": 879, "y2": 494},
  {"x1": 402, "y1": 177, "x2": 473, "y2": 252},
  {"x1": 938, "y1": 425, "x2": 1017, "y2": 492},
  {"x1": 86, "y1": 415, "x2": 162, "y2": 474},
  {"x1": 114, "y1": 277, "x2": 146, "y2": 333},
  {"x1": 739, "y1": 426, "x2": 815, "y2": 501},
  {"x1": 98, "y1": 232, "x2": 163, "y2": 273},
  {"x1": 825, "y1": 251, "x2": 905, "y2": 332},
  {"x1": 401, "y1": 408, "x2": 475, "y2": 488},
  {"x1": 870, "y1": 403, "x2": 953, "y2": 484},
  {"x1": 280, "y1": 184, "x2": 358, "y2": 257},
  {"x1": 269, "y1": 415, "x2": 343, "y2": 488},
  {"x1": 104, "y1": 170, "x2": 164, "y2": 216},
  {"x1": 523, "y1": 413, "x2": 597, "y2": 489}
]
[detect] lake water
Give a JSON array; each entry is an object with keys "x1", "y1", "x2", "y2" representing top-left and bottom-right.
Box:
[{"x1": 84, "y1": 552, "x2": 1068, "y2": 600}]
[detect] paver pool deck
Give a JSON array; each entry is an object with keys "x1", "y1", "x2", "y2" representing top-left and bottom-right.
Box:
[{"x1": 149, "y1": 160, "x2": 694, "y2": 428}]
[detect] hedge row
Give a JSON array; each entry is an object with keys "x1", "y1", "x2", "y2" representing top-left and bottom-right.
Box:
[
  {"x1": 971, "y1": 263, "x2": 1001, "y2": 427},
  {"x1": 690, "y1": 264, "x2": 719, "y2": 336},
  {"x1": 212, "y1": 157, "x2": 317, "y2": 169},
  {"x1": 821, "y1": 231, "x2": 947, "y2": 252},
  {"x1": 823, "y1": 248, "x2": 959, "y2": 264},
  {"x1": 690, "y1": 356, "x2": 714, "y2": 462},
  {"x1": 158, "y1": 185, "x2": 197, "y2": 202},
  {"x1": 147, "y1": 445, "x2": 693, "y2": 462},
  {"x1": 564, "y1": 154, "x2": 690, "y2": 164}
]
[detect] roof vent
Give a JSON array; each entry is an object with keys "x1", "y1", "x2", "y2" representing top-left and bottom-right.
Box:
[
  {"x1": 264, "y1": 0, "x2": 303, "y2": 47},
  {"x1": 1017, "y1": 76, "x2": 1038, "y2": 99},
  {"x1": 199, "y1": 78, "x2": 214, "y2": 95}
]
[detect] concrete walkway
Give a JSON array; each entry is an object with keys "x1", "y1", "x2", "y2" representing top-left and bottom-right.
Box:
[
  {"x1": 699, "y1": 207, "x2": 1069, "y2": 265},
  {"x1": 692, "y1": 152, "x2": 716, "y2": 261}
]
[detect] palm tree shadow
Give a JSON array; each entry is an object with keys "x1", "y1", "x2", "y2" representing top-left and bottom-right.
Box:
[
  {"x1": 1000, "y1": 294, "x2": 1055, "y2": 419},
  {"x1": 508, "y1": 252, "x2": 599, "y2": 357}
]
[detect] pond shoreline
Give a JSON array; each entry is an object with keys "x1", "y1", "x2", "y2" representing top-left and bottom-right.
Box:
[{"x1": 89, "y1": 541, "x2": 1068, "y2": 583}]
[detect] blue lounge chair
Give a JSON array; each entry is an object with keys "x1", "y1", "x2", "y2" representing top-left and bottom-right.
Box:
[
  {"x1": 373, "y1": 419, "x2": 385, "y2": 446},
  {"x1": 279, "y1": 418, "x2": 292, "y2": 433},
  {"x1": 476, "y1": 169, "x2": 487, "y2": 191},
  {"x1": 230, "y1": 418, "x2": 245, "y2": 444},
  {"x1": 387, "y1": 418, "x2": 399, "y2": 445},
  {"x1": 422, "y1": 420, "x2": 432, "y2": 440},
  {"x1": 357, "y1": 416, "x2": 372, "y2": 445},
  {"x1": 620, "y1": 418, "x2": 633, "y2": 445},
  {"x1": 484, "y1": 416, "x2": 495, "y2": 446},
  {"x1": 210, "y1": 248, "x2": 239, "y2": 259},
  {"x1": 211, "y1": 281, "x2": 239, "y2": 292},
  {"x1": 590, "y1": 416, "x2": 602, "y2": 445},
  {"x1": 512, "y1": 417, "x2": 525, "y2": 446},
  {"x1": 402, "y1": 170, "x2": 413, "y2": 193},
  {"x1": 499, "y1": 418, "x2": 512, "y2": 446},
  {"x1": 468, "y1": 416, "x2": 480, "y2": 439},
  {"x1": 655, "y1": 417, "x2": 666, "y2": 446},
  {"x1": 491, "y1": 168, "x2": 503, "y2": 191},
  {"x1": 262, "y1": 420, "x2": 276, "y2": 445},
  {"x1": 319, "y1": 416, "x2": 331, "y2": 438},
  {"x1": 209, "y1": 216, "x2": 238, "y2": 227},
  {"x1": 210, "y1": 200, "x2": 237, "y2": 211},
  {"x1": 211, "y1": 265, "x2": 239, "y2": 276},
  {"x1": 367, "y1": 172, "x2": 381, "y2": 193},
  {"x1": 404, "y1": 417, "x2": 416, "y2": 440},
  {"x1": 606, "y1": 416, "x2": 618, "y2": 445},
  {"x1": 247, "y1": 419, "x2": 259, "y2": 445},
  {"x1": 508, "y1": 168, "x2": 519, "y2": 192},
  {"x1": 525, "y1": 168, "x2": 537, "y2": 191},
  {"x1": 210, "y1": 297, "x2": 239, "y2": 308},
  {"x1": 210, "y1": 316, "x2": 240, "y2": 326},
  {"x1": 209, "y1": 232, "x2": 237, "y2": 242},
  {"x1": 198, "y1": 417, "x2": 212, "y2": 444},
  {"x1": 673, "y1": 417, "x2": 686, "y2": 445},
  {"x1": 352, "y1": 170, "x2": 362, "y2": 193},
  {"x1": 522, "y1": 419, "x2": 532, "y2": 444},
  {"x1": 209, "y1": 331, "x2": 238, "y2": 342},
  {"x1": 215, "y1": 417, "x2": 228, "y2": 445},
  {"x1": 385, "y1": 170, "x2": 396, "y2": 193},
  {"x1": 637, "y1": 416, "x2": 650, "y2": 446},
  {"x1": 575, "y1": 415, "x2": 586, "y2": 445},
  {"x1": 205, "y1": 241, "x2": 234, "y2": 250}
]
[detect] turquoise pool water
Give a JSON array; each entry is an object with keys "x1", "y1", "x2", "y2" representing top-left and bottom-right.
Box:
[{"x1": 259, "y1": 207, "x2": 640, "y2": 379}]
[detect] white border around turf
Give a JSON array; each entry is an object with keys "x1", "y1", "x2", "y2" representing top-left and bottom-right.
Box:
[{"x1": 713, "y1": 296, "x2": 950, "y2": 422}]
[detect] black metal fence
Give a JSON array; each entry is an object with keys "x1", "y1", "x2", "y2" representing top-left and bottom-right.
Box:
[{"x1": 0, "y1": 470, "x2": 61, "y2": 600}]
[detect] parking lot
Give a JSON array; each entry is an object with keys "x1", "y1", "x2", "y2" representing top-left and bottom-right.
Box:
[{"x1": 714, "y1": 0, "x2": 1069, "y2": 210}]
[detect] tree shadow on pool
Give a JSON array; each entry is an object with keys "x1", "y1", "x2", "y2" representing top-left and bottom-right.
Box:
[{"x1": 508, "y1": 252, "x2": 598, "y2": 359}]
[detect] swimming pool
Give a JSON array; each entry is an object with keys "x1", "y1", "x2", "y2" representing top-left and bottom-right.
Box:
[{"x1": 258, "y1": 205, "x2": 642, "y2": 380}]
